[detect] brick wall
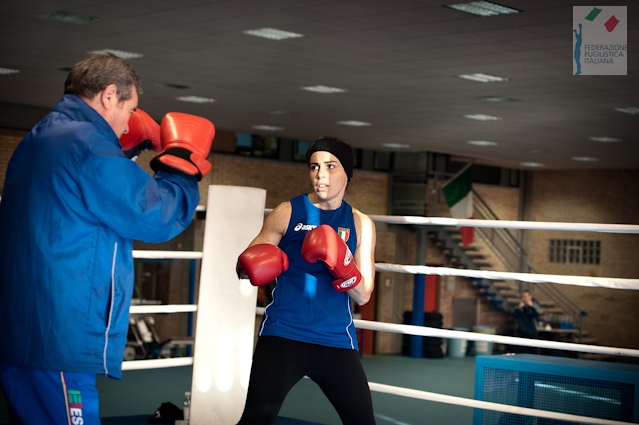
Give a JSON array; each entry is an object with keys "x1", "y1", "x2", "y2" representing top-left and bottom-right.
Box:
[
  {"x1": 0, "y1": 131, "x2": 25, "y2": 191},
  {"x1": 131, "y1": 150, "x2": 390, "y2": 215},
  {"x1": 527, "y1": 170, "x2": 639, "y2": 349}
]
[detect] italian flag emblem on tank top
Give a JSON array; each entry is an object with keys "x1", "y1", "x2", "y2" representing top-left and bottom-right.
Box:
[{"x1": 338, "y1": 227, "x2": 350, "y2": 242}]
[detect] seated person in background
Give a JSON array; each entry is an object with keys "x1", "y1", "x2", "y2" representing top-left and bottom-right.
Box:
[{"x1": 512, "y1": 290, "x2": 541, "y2": 354}]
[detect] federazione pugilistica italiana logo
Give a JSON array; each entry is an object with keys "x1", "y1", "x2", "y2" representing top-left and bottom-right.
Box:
[{"x1": 573, "y1": 6, "x2": 627, "y2": 75}]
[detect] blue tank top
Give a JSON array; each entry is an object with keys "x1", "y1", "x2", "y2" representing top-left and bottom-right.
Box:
[{"x1": 258, "y1": 194, "x2": 359, "y2": 350}]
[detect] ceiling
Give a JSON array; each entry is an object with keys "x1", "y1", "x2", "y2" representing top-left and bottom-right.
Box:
[{"x1": 0, "y1": 0, "x2": 637, "y2": 171}]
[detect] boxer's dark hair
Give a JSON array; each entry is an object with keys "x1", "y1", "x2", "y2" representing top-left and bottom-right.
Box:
[{"x1": 306, "y1": 136, "x2": 354, "y2": 181}]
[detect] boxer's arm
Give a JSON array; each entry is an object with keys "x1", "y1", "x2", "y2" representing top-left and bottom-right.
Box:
[
  {"x1": 348, "y1": 209, "x2": 376, "y2": 306},
  {"x1": 246, "y1": 201, "x2": 291, "y2": 248}
]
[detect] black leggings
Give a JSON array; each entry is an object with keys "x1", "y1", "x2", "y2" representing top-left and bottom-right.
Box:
[{"x1": 237, "y1": 336, "x2": 376, "y2": 425}]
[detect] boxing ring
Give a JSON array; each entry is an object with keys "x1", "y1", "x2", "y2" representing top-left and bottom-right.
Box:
[{"x1": 125, "y1": 186, "x2": 639, "y2": 424}]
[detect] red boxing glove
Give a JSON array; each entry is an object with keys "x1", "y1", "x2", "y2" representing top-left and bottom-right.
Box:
[
  {"x1": 119, "y1": 109, "x2": 161, "y2": 159},
  {"x1": 150, "y1": 112, "x2": 215, "y2": 181},
  {"x1": 301, "y1": 224, "x2": 362, "y2": 292},
  {"x1": 237, "y1": 244, "x2": 289, "y2": 286}
]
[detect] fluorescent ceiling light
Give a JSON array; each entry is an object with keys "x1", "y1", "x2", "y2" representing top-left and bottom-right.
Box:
[
  {"x1": 463, "y1": 114, "x2": 502, "y2": 121},
  {"x1": 520, "y1": 162, "x2": 545, "y2": 168},
  {"x1": 589, "y1": 136, "x2": 621, "y2": 143},
  {"x1": 252, "y1": 125, "x2": 283, "y2": 131},
  {"x1": 447, "y1": 1, "x2": 520, "y2": 17},
  {"x1": 572, "y1": 156, "x2": 599, "y2": 162},
  {"x1": 243, "y1": 28, "x2": 304, "y2": 40},
  {"x1": 457, "y1": 73, "x2": 510, "y2": 83},
  {"x1": 176, "y1": 96, "x2": 215, "y2": 104},
  {"x1": 614, "y1": 107, "x2": 639, "y2": 115},
  {"x1": 337, "y1": 120, "x2": 371, "y2": 127},
  {"x1": 467, "y1": 140, "x2": 497, "y2": 146},
  {"x1": 300, "y1": 85, "x2": 346, "y2": 94},
  {"x1": 382, "y1": 143, "x2": 410, "y2": 149},
  {"x1": 39, "y1": 11, "x2": 100, "y2": 24},
  {"x1": 0, "y1": 68, "x2": 19, "y2": 75},
  {"x1": 88, "y1": 49, "x2": 143, "y2": 60}
]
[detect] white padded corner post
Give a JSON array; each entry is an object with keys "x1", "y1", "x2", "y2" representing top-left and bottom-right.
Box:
[{"x1": 190, "y1": 185, "x2": 266, "y2": 424}]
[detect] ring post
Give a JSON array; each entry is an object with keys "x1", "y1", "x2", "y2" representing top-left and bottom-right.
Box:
[
  {"x1": 410, "y1": 228, "x2": 429, "y2": 358},
  {"x1": 410, "y1": 274, "x2": 426, "y2": 358},
  {"x1": 189, "y1": 185, "x2": 266, "y2": 424}
]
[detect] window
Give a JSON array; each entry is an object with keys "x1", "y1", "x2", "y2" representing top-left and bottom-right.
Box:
[
  {"x1": 549, "y1": 239, "x2": 600, "y2": 264},
  {"x1": 374, "y1": 151, "x2": 391, "y2": 171},
  {"x1": 293, "y1": 139, "x2": 311, "y2": 161},
  {"x1": 235, "y1": 132, "x2": 279, "y2": 159}
]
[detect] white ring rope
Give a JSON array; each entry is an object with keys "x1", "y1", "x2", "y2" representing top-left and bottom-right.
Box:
[
  {"x1": 126, "y1": 211, "x2": 638, "y2": 423},
  {"x1": 129, "y1": 304, "x2": 197, "y2": 314},
  {"x1": 375, "y1": 263, "x2": 639, "y2": 290},
  {"x1": 130, "y1": 250, "x2": 638, "y2": 290},
  {"x1": 366, "y1": 381, "x2": 634, "y2": 425},
  {"x1": 122, "y1": 357, "x2": 193, "y2": 370},
  {"x1": 132, "y1": 250, "x2": 202, "y2": 259},
  {"x1": 353, "y1": 319, "x2": 639, "y2": 358},
  {"x1": 265, "y1": 208, "x2": 639, "y2": 234},
  {"x1": 122, "y1": 305, "x2": 638, "y2": 421},
  {"x1": 134, "y1": 305, "x2": 639, "y2": 358},
  {"x1": 368, "y1": 214, "x2": 639, "y2": 234},
  {"x1": 122, "y1": 307, "x2": 638, "y2": 422},
  {"x1": 122, "y1": 354, "x2": 635, "y2": 423},
  {"x1": 254, "y1": 307, "x2": 639, "y2": 358}
]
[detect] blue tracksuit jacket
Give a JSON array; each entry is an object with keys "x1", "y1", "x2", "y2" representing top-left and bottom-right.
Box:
[{"x1": 0, "y1": 95, "x2": 200, "y2": 378}]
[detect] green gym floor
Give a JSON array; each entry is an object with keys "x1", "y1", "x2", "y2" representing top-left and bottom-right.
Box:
[{"x1": 1, "y1": 354, "x2": 477, "y2": 424}]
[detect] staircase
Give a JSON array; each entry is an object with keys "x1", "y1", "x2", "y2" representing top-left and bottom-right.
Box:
[
  {"x1": 387, "y1": 166, "x2": 595, "y2": 349},
  {"x1": 428, "y1": 207, "x2": 594, "y2": 348}
]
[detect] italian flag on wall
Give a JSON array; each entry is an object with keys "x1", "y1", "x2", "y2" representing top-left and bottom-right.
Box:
[{"x1": 442, "y1": 164, "x2": 474, "y2": 247}]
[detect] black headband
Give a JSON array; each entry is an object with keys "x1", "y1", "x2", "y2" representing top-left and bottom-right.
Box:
[{"x1": 305, "y1": 136, "x2": 354, "y2": 181}]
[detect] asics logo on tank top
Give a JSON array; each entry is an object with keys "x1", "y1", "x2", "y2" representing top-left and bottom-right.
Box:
[{"x1": 294, "y1": 223, "x2": 317, "y2": 232}]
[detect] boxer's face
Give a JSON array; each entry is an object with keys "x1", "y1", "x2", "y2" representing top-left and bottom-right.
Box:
[{"x1": 309, "y1": 151, "x2": 348, "y2": 206}]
